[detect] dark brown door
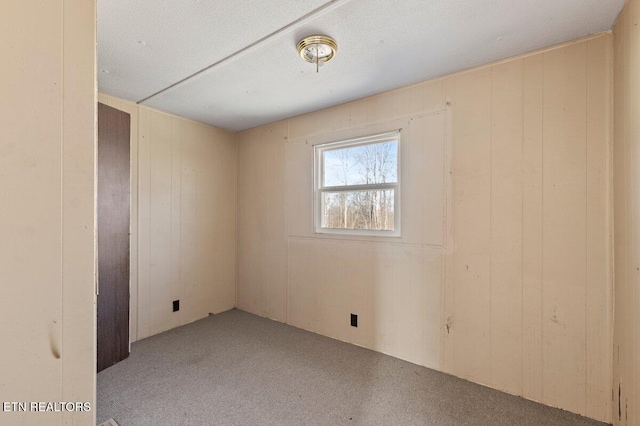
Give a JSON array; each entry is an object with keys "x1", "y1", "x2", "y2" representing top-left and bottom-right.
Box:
[{"x1": 97, "y1": 103, "x2": 131, "y2": 372}]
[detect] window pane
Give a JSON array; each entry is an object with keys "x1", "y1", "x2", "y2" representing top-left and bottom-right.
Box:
[
  {"x1": 321, "y1": 189, "x2": 395, "y2": 231},
  {"x1": 323, "y1": 141, "x2": 398, "y2": 187}
]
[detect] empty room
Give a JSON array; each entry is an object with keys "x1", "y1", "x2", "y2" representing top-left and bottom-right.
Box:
[{"x1": 1, "y1": 0, "x2": 639, "y2": 425}]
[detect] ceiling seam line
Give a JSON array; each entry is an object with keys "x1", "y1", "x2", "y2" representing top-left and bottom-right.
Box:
[{"x1": 136, "y1": 0, "x2": 352, "y2": 105}]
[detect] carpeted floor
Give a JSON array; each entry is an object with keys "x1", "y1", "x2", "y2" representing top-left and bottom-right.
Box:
[{"x1": 97, "y1": 309, "x2": 608, "y2": 426}]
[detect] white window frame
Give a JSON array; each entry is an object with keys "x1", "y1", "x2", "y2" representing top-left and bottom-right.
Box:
[{"x1": 314, "y1": 131, "x2": 401, "y2": 237}]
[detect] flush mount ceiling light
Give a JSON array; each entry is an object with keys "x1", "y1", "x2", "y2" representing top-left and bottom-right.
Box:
[{"x1": 297, "y1": 35, "x2": 338, "y2": 73}]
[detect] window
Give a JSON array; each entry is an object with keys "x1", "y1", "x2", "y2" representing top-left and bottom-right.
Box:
[{"x1": 314, "y1": 131, "x2": 400, "y2": 236}]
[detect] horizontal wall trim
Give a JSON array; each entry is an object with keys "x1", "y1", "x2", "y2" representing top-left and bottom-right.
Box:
[{"x1": 287, "y1": 235, "x2": 444, "y2": 249}]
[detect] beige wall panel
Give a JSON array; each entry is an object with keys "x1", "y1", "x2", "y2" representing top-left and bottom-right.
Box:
[
  {"x1": 286, "y1": 238, "x2": 320, "y2": 332},
  {"x1": 148, "y1": 111, "x2": 174, "y2": 335},
  {"x1": 179, "y1": 166, "x2": 201, "y2": 323},
  {"x1": 442, "y1": 78, "x2": 456, "y2": 375},
  {"x1": 633, "y1": 97, "x2": 640, "y2": 425},
  {"x1": 183, "y1": 123, "x2": 206, "y2": 312},
  {"x1": 344, "y1": 98, "x2": 369, "y2": 131},
  {"x1": 61, "y1": 1, "x2": 97, "y2": 422},
  {"x1": 364, "y1": 83, "x2": 444, "y2": 126},
  {"x1": 489, "y1": 59, "x2": 524, "y2": 396},
  {"x1": 343, "y1": 245, "x2": 377, "y2": 349},
  {"x1": 237, "y1": 34, "x2": 613, "y2": 422},
  {"x1": 181, "y1": 121, "x2": 237, "y2": 318},
  {"x1": 287, "y1": 238, "x2": 349, "y2": 340},
  {"x1": 420, "y1": 112, "x2": 446, "y2": 246},
  {"x1": 182, "y1": 124, "x2": 213, "y2": 323},
  {"x1": 399, "y1": 113, "x2": 444, "y2": 246},
  {"x1": 209, "y1": 128, "x2": 238, "y2": 313},
  {"x1": 613, "y1": 0, "x2": 640, "y2": 423},
  {"x1": 622, "y1": 5, "x2": 635, "y2": 423},
  {"x1": 305, "y1": 240, "x2": 354, "y2": 344},
  {"x1": 409, "y1": 80, "x2": 445, "y2": 116},
  {"x1": 212, "y1": 126, "x2": 238, "y2": 312},
  {"x1": 632, "y1": 7, "x2": 640, "y2": 414},
  {"x1": 137, "y1": 108, "x2": 152, "y2": 339},
  {"x1": 397, "y1": 119, "x2": 427, "y2": 245},
  {"x1": 0, "y1": 0, "x2": 65, "y2": 417},
  {"x1": 628, "y1": 2, "x2": 639, "y2": 423},
  {"x1": 368, "y1": 244, "x2": 439, "y2": 368},
  {"x1": 0, "y1": 0, "x2": 95, "y2": 424},
  {"x1": 287, "y1": 238, "x2": 442, "y2": 369},
  {"x1": 288, "y1": 104, "x2": 350, "y2": 141},
  {"x1": 237, "y1": 122, "x2": 288, "y2": 321},
  {"x1": 521, "y1": 53, "x2": 544, "y2": 403},
  {"x1": 368, "y1": 244, "x2": 415, "y2": 355},
  {"x1": 235, "y1": 128, "x2": 255, "y2": 314},
  {"x1": 423, "y1": 246, "x2": 445, "y2": 370},
  {"x1": 612, "y1": 13, "x2": 628, "y2": 425},
  {"x1": 541, "y1": 43, "x2": 588, "y2": 415},
  {"x1": 287, "y1": 79, "x2": 446, "y2": 141},
  {"x1": 366, "y1": 87, "x2": 413, "y2": 124},
  {"x1": 169, "y1": 117, "x2": 183, "y2": 328},
  {"x1": 284, "y1": 139, "x2": 314, "y2": 237},
  {"x1": 235, "y1": 129, "x2": 254, "y2": 311},
  {"x1": 449, "y1": 68, "x2": 493, "y2": 386},
  {"x1": 585, "y1": 35, "x2": 613, "y2": 422}
]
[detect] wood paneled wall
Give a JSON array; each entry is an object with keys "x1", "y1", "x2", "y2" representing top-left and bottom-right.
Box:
[
  {"x1": 613, "y1": 0, "x2": 640, "y2": 424},
  {"x1": 0, "y1": 1, "x2": 96, "y2": 424},
  {"x1": 98, "y1": 94, "x2": 237, "y2": 341},
  {"x1": 236, "y1": 34, "x2": 613, "y2": 422}
]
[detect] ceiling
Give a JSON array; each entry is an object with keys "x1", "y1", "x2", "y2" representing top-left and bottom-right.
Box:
[{"x1": 98, "y1": 0, "x2": 625, "y2": 132}]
